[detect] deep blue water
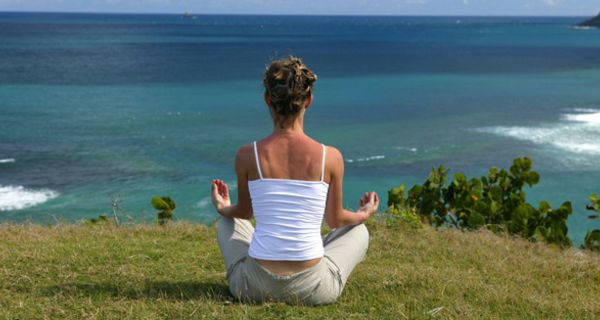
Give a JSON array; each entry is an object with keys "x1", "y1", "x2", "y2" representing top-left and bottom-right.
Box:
[{"x1": 1, "y1": 12, "x2": 600, "y2": 245}]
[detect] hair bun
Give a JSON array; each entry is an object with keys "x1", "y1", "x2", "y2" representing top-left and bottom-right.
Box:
[{"x1": 263, "y1": 56, "x2": 317, "y2": 120}]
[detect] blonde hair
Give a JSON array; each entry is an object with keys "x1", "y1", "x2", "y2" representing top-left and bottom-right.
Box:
[{"x1": 263, "y1": 56, "x2": 317, "y2": 123}]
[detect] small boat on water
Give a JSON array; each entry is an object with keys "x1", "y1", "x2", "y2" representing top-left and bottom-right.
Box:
[{"x1": 182, "y1": 12, "x2": 196, "y2": 19}]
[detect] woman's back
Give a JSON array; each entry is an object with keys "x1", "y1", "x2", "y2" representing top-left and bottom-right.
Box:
[
  {"x1": 248, "y1": 138, "x2": 329, "y2": 261},
  {"x1": 248, "y1": 136, "x2": 329, "y2": 183}
]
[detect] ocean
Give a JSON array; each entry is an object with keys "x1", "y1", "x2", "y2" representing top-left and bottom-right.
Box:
[{"x1": 1, "y1": 12, "x2": 599, "y2": 245}]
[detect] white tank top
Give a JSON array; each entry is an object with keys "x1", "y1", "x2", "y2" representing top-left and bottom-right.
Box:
[{"x1": 248, "y1": 141, "x2": 329, "y2": 261}]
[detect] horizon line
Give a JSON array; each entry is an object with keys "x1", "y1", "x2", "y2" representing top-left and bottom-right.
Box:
[{"x1": 0, "y1": 10, "x2": 594, "y2": 18}]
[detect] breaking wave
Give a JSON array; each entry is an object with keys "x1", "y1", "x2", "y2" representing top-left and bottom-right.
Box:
[
  {"x1": 345, "y1": 155, "x2": 385, "y2": 163},
  {"x1": 476, "y1": 108, "x2": 600, "y2": 156},
  {"x1": 0, "y1": 185, "x2": 59, "y2": 211}
]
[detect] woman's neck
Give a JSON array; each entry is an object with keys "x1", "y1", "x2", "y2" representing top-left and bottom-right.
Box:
[{"x1": 272, "y1": 115, "x2": 305, "y2": 136}]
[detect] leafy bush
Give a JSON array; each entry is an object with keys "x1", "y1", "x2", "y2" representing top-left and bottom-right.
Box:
[
  {"x1": 84, "y1": 214, "x2": 110, "y2": 226},
  {"x1": 386, "y1": 185, "x2": 422, "y2": 229},
  {"x1": 586, "y1": 193, "x2": 600, "y2": 214},
  {"x1": 387, "y1": 157, "x2": 573, "y2": 247},
  {"x1": 151, "y1": 196, "x2": 176, "y2": 225},
  {"x1": 582, "y1": 194, "x2": 600, "y2": 251}
]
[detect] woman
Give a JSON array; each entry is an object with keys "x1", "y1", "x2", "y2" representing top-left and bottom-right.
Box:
[{"x1": 211, "y1": 56, "x2": 379, "y2": 305}]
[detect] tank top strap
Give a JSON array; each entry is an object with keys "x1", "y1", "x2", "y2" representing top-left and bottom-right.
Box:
[
  {"x1": 320, "y1": 144, "x2": 327, "y2": 182},
  {"x1": 253, "y1": 141, "x2": 263, "y2": 179}
]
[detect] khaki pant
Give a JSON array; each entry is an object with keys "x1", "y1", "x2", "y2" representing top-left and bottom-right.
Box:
[{"x1": 216, "y1": 217, "x2": 369, "y2": 305}]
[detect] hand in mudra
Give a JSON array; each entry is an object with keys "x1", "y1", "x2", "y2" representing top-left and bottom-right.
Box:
[
  {"x1": 211, "y1": 179, "x2": 231, "y2": 214},
  {"x1": 358, "y1": 191, "x2": 379, "y2": 218}
]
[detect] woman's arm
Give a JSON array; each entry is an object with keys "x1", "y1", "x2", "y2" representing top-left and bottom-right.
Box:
[
  {"x1": 211, "y1": 145, "x2": 254, "y2": 220},
  {"x1": 324, "y1": 146, "x2": 379, "y2": 228}
]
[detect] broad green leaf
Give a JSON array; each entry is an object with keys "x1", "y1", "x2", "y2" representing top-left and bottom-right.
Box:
[
  {"x1": 467, "y1": 212, "x2": 485, "y2": 229},
  {"x1": 162, "y1": 197, "x2": 176, "y2": 210},
  {"x1": 583, "y1": 229, "x2": 600, "y2": 251},
  {"x1": 538, "y1": 201, "x2": 551, "y2": 214},
  {"x1": 388, "y1": 185, "x2": 405, "y2": 207},
  {"x1": 151, "y1": 196, "x2": 170, "y2": 210}
]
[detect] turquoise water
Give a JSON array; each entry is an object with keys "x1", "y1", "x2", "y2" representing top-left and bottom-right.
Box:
[{"x1": 1, "y1": 13, "x2": 600, "y2": 245}]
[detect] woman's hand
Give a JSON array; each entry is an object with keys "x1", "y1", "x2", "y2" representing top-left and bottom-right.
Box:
[
  {"x1": 358, "y1": 191, "x2": 379, "y2": 219},
  {"x1": 211, "y1": 179, "x2": 231, "y2": 215}
]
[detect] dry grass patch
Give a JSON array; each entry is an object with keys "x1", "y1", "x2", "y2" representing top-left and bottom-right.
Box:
[{"x1": 0, "y1": 220, "x2": 598, "y2": 319}]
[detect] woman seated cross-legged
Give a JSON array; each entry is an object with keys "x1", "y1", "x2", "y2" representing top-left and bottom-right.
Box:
[{"x1": 210, "y1": 56, "x2": 380, "y2": 306}]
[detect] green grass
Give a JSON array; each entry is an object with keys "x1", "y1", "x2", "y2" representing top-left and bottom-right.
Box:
[{"x1": 1, "y1": 219, "x2": 599, "y2": 319}]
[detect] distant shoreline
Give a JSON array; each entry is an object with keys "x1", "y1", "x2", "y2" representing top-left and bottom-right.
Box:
[{"x1": 0, "y1": 11, "x2": 592, "y2": 18}]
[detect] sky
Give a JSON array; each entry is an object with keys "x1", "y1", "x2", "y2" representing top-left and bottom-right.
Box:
[{"x1": 0, "y1": 0, "x2": 599, "y2": 16}]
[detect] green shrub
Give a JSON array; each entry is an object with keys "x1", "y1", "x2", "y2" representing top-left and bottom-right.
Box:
[
  {"x1": 388, "y1": 157, "x2": 572, "y2": 247},
  {"x1": 390, "y1": 209, "x2": 422, "y2": 229},
  {"x1": 151, "y1": 196, "x2": 176, "y2": 225},
  {"x1": 84, "y1": 214, "x2": 110, "y2": 226},
  {"x1": 582, "y1": 194, "x2": 600, "y2": 251}
]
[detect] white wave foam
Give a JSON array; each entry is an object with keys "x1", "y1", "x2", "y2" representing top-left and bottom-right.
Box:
[
  {"x1": 562, "y1": 109, "x2": 600, "y2": 124},
  {"x1": 195, "y1": 196, "x2": 211, "y2": 208},
  {"x1": 476, "y1": 108, "x2": 600, "y2": 156},
  {"x1": 0, "y1": 185, "x2": 59, "y2": 211},
  {"x1": 394, "y1": 146, "x2": 418, "y2": 152},
  {"x1": 571, "y1": 108, "x2": 598, "y2": 113},
  {"x1": 346, "y1": 155, "x2": 385, "y2": 163},
  {"x1": 0, "y1": 158, "x2": 15, "y2": 164}
]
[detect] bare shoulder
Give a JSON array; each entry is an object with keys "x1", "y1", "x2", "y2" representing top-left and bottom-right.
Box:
[
  {"x1": 325, "y1": 145, "x2": 344, "y2": 177},
  {"x1": 237, "y1": 143, "x2": 254, "y2": 155},
  {"x1": 325, "y1": 145, "x2": 343, "y2": 163},
  {"x1": 235, "y1": 143, "x2": 254, "y2": 166}
]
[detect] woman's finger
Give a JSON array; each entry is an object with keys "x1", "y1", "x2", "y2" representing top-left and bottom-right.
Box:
[
  {"x1": 218, "y1": 181, "x2": 226, "y2": 195},
  {"x1": 223, "y1": 183, "x2": 229, "y2": 196},
  {"x1": 211, "y1": 181, "x2": 220, "y2": 200}
]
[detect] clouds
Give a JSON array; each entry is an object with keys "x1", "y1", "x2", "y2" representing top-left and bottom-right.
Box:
[
  {"x1": 0, "y1": 0, "x2": 598, "y2": 15},
  {"x1": 540, "y1": 0, "x2": 560, "y2": 6},
  {"x1": 403, "y1": 0, "x2": 429, "y2": 5}
]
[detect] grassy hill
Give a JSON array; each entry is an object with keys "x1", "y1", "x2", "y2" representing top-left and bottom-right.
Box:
[{"x1": 0, "y1": 219, "x2": 598, "y2": 319}]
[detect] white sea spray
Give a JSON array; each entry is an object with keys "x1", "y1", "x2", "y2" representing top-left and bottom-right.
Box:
[{"x1": 0, "y1": 185, "x2": 59, "y2": 211}]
